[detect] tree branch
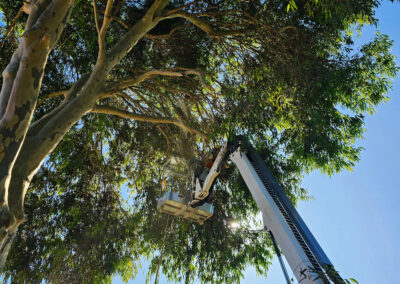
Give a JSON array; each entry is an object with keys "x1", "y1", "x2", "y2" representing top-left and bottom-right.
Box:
[
  {"x1": 93, "y1": 0, "x2": 101, "y2": 38},
  {"x1": 105, "y1": 0, "x2": 171, "y2": 69},
  {"x1": 0, "y1": 6, "x2": 24, "y2": 50},
  {"x1": 114, "y1": 68, "x2": 212, "y2": 91},
  {"x1": 145, "y1": 26, "x2": 183, "y2": 39},
  {"x1": 28, "y1": 73, "x2": 90, "y2": 137},
  {"x1": 114, "y1": 92, "x2": 146, "y2": 113},
  {"x1": 98, "y1": 0, "x2": 114, "y2": 59},
  {"x1": 0, "y1": 45, "x2": 23, "y2": 119},
  {"x1": 91, "y1": 105, "x2": 207, "y2": 138},
  {"x1": 112, "y1": 0, "x2": 127, "y2": 17},
  {"x1": 85, "y1": 2, "x2": 130, "y2": 29},
  {"x1": 164, "y1": 0, "x2": 201, "y2": 16},
  {"x1": 160, "y1": 12, "x2": 246, "y2": 37},
  {"x1": 36, "y1": 90, "x2": 67, "y2": 107}
]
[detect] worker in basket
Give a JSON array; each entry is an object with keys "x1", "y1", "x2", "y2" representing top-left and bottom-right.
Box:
[{"x1": 190, "y1": 145, "x2": 221, "y2": 206}]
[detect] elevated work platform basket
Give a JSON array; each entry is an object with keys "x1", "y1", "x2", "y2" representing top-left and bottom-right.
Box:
[{"x1": 157, "y1": 191, "x2": 214, "y2": 225}]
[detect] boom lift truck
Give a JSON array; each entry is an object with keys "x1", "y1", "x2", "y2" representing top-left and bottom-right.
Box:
[{"x1": 157, "y1": 138, "x2": 343, "y2": 284}]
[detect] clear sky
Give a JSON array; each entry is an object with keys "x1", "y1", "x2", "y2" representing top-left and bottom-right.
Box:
[{"x1": 118, "y1": 2, "x2": 400, "y2": 283}]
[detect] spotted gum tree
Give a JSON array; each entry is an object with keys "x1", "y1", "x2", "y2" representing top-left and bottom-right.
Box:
[{"x1": 0, "y1": 0, "x2": 397, "y2": 281}]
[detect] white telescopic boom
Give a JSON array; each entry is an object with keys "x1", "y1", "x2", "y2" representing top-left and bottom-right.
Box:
[{"x1": 173, "y1": 141, "x2": 342, "y2": 283}]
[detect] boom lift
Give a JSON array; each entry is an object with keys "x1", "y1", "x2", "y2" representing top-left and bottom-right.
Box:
[{"x1": 157, "y1": 139, "x2": 343, "y2": 283}]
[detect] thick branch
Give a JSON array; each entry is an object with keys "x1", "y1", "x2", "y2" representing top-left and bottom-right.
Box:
[
  {"x1": 36, "y1": 90, "x2": 67, "y2": 107},
  {"x1": 105, "y1": 0, "x2": 171, "y2": 69},
  {"x1": 118, "y1": 70, "x2": 184, "y2": 89},
  {"x1": 5, "y1": 76, "x2": 90, "y2": 226},
  {"x1": 114, "y1": 68, "x2": 212, "y2": 91},
  {"x1": 91, "y1": 105, "x2": 206, "y2": 138},
  {"x1": 0, "y1": 46, "x2": 23, "y2": 119},
  {"x1": 93, "y1": 0, "x2": 101, "y2": 38},
  {"x1": 25, "y1": 0, "x2": 51, "y2": 31},
  {"x1": 97, "y1": 0, "x2": 114, "y2": 59},
  {"x1": 160, "y1": 12, "x2": 246, "y2": 37},
  {"x1": 146, "y1": 0, "x2": 170, "y2": 19},
  {"x1": 29, "y1": 74, "x2": 90, "y2": 137}
]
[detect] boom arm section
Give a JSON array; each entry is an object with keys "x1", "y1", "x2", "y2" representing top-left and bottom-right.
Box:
[
  {"x1": 193, "y1": 142, "x2": 341, "y2": 283},
  {"x1": 230, "y1": 146, "x2": 342, "y2": 284}
]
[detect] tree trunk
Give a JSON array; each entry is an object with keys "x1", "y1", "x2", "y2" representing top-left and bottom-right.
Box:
[
  {"x1": 0, "y1": 229, "x2": 16, "y2": 273},
  {"x1": 0, "y1": 0, "x2": 174, "y2": 272},
  {"x1": 0, "y1": 0, "x2": 75, "y2": 271}
]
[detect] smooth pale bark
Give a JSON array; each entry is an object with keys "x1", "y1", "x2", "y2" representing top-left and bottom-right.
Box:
[
  {"x1": 0, "y1": 0, "x2": 75, "y2": 272},
  {"x1": 0, "y1": 46, "x2": 23, "y2": 119}
]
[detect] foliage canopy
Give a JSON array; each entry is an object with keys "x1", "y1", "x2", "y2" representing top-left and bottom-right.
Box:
[{"x1": 0, "y1": 0, "x2": 397, "y2": 283}]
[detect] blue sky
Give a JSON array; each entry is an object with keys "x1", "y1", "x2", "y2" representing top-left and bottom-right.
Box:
[
  {"x1": 114, "y1": 2, "x2": 400, "y2": 284},
  {"x1": 294, "y1": 3, "x2": 400, "y2": 283}
]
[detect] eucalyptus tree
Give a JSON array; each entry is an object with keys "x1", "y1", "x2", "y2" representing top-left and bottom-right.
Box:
[{"x1": 0, "y1": 0, "x2": 397, "y2": 282}]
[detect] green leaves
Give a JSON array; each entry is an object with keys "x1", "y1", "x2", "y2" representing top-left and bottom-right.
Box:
[
  {"x1": 1, "y1": 0, "x2": 397, "y2": 283},
  {"x1": 287, "y1": 0, "x2": 298, "y2": 12}
]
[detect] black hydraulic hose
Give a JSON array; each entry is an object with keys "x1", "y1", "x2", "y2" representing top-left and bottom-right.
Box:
[{"x1": 268, "y1": 230, "x2": 292, "y2": 284}]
